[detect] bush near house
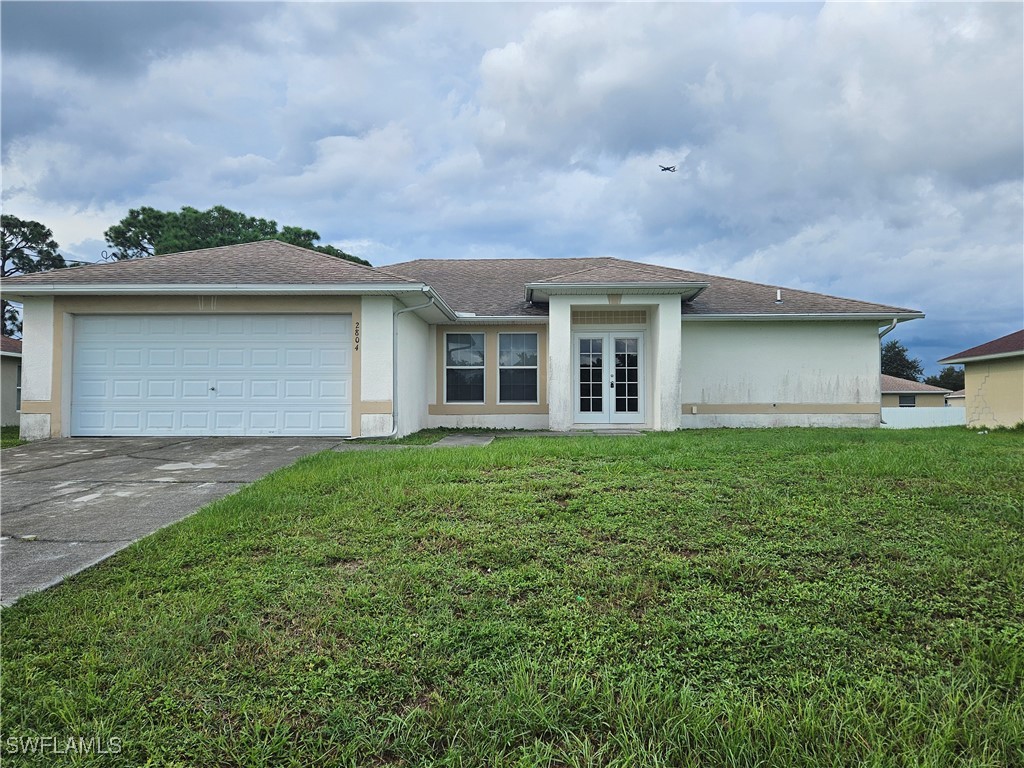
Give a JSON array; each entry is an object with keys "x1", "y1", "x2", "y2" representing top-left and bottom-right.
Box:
[{"x1": 1, "y1": 428, "x2": 1021, "y2": 766}]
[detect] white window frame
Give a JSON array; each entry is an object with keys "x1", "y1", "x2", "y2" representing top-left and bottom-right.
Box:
[
  {"x1": 497, "y1": 332, "x2": 539, "y2": 404},
  {"x1": 444, "y1": 332, "x2": 485, "y2": 404}
]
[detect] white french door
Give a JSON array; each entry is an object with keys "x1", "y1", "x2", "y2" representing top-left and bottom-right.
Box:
[{"x1": 573, "y1": 332, "x2": 645, "y2": 424}]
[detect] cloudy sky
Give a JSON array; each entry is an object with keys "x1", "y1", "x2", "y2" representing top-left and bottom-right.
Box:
[{"x1": 3, "y1": 1, "x2": 1021, "y2": 372}]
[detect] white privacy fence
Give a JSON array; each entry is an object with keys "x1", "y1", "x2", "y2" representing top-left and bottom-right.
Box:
[{"x1": 881, "y1": 407, "x2": 966, "y2": 429}]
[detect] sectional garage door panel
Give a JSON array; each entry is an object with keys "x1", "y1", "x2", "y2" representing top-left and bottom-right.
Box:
[{"x1": 71, "y1": 315, "x2": 352, "y2": 436}]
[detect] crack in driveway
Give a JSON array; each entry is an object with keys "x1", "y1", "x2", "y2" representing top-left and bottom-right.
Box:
[{"x1": 1, "y1": 436, "x2": 342, "y2": 605}]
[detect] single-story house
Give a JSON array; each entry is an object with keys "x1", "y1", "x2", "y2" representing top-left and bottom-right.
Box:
[
  {"x1": 1, "y1": 335, "x2": 22, "y2": 427},
  {"x1": 938, "y1": 329, "x2": 1024, "y2": 428},
  {"x1": 880, "y1": 374, "x2": 951, "y2": 408},
  {"x1": 1, "y1": 241, "x2": 923, "y2": 440},
  {"x1": 945, "y1": 389, "x2": 966, "y2": 407}
]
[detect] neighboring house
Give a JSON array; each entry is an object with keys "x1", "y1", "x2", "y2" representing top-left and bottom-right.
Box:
[
  {"x1": 1, "y1": 241, "x2": 923, "y2": 440},
  {"x1": 945, "y1": 389, "x2": 966, "y2": 407},
  {"x1": 1, "y1": 336, "x2": 23, "y2": 427},
  {"x1": 938, "y1": 330, "x2": 1024, "y2": 428},
  {"x1": 880, "y1": 374, "x2": 951, "y2": 408}
]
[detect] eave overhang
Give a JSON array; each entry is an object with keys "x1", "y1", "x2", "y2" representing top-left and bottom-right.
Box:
[
  {"x1": 525, "y1": 281, "x2": 709, "y2": 303},
  {"x1": 0, "y1": 283, "x2": 460, "y2": 321},
  {"x1": 681, "y1": 312, "x2": 925, "y2": 322},
  {"x1": 937, "y1": 350, "x2": 1024, "y2": 365}
]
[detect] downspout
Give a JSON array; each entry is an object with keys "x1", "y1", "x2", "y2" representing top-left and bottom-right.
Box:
[
  {"x1": 877, "y1": 318, "x2": 898, "y2": 425},
  {"x1": 345, "y1": 294, "x2": 437, "y2": 441}
]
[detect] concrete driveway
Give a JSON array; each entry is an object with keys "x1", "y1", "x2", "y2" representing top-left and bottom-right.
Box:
[{"x1": 0, "y1": 436, "x2": 342, "y2": 606}]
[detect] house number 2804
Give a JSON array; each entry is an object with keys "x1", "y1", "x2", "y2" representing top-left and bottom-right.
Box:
[{"x1": 354, "y1": 321, "x2": 360, "y2": 351}]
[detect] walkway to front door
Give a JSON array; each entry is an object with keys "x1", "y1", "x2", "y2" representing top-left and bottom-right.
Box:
[{"x1": 573, "y1": 332, "x2": 645, "y2": 424}]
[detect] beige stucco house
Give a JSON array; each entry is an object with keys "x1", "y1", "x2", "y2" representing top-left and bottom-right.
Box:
[
  {"x1": 880, "y1": 374, "x2": 951, "y2": 408},
  {"x1": 1, "y1": 336, "x2": 22, "y2": 427},
  {"x1": 1, "y1": 241, "x2": 924, "y2": 440},
  {"x1": 938, "y1": 330, "x2": 1024, "y2": 428}
]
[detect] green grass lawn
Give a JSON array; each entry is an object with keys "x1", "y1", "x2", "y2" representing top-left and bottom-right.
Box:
[
  {"x1": 2, "y1": 428, "x2": 1021, "y2": 766},
  {"x1": 0, "y1": 424, "x2": 25, "y2": 448}
]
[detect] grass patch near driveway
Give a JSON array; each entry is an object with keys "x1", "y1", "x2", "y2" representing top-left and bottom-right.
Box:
[
  {"x1": 0, "y1": 424, "x2": 25, "y2": 448},
  {"x1": 2, "y1": 428, "x2": 1022, "y2": 766}
]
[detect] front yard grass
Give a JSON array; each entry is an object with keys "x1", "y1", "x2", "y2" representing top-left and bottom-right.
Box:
[{"x1": 1, "y1": 428, "x2": 1021, "y2": 766}]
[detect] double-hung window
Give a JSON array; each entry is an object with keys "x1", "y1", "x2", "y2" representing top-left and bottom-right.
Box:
[
  {"x1": 898, "y1": 394, "x2": 916, "y2": 408},
  {"x1": 445, "y1": 333, "x2": 485, "y2": 403},
  {"x1": 498, "y1": 333, "x2": 538, "y2": 403}
]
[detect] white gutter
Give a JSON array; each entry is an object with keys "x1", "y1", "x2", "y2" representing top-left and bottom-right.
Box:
[
  {"x1": 526, "y1": 281, "x2": 709, "y2": 302},
  {"x1": 448, "y1": 315, "x2": 549, "y2": 325},
  {"x1": 876, "y1": 318, "x2": 900, "y2": 427},
  {"x1": 1, "y1": 282, "x2": 459, "y2": 320},
  {"x1": 938, "y1": 350, "x2": 1023, "y2": 365},
  {"x1": 683, "y1": 312, "x2": 925, "y2": 322}
]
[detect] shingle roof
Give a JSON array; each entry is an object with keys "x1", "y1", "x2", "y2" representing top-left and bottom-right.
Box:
[
  {"x1": 1, "y1": 336, "x2": 22, "y2": 355},
  {"x1": 1, "y1": 246, "x2": 922, "y2": 320},
  {"x1": 2, "y1": 240, "x2": 417, "y2": 286},
  {"x1": 880, "y1": 374, "x2": 951, "y2": 394},
  {"x1": 938, "y1": 329, "x2": 1024, "y2": 363},
  {"x1": 387, "y1": 257, "x2": 920, "y2": 317},
  {"x1": 532, "y1": 261, "x2": 707, "y2": 285}
]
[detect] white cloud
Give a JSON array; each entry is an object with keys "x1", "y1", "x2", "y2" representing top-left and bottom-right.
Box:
[{"x1": 1, "y1": 1, "x2": 1020, "y2": 372}]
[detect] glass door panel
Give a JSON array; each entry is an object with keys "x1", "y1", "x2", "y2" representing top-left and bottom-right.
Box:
[{"x1": 574, "y1": 332, "x2": 644, "y2": 424}]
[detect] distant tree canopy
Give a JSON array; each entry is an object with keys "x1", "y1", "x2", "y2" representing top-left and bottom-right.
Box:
[
  {"x1": 881, "y1": 339, "x2": 924, "y2": 382},
  {"x1": 104, "y1": 206, "x2": 370, "y2": 265},
  {"x1": 1, "y1": 214, "x2": 68, "y2": 336},
  {"x1": 924, "y1": 365, "x2": 965, "y2": 392}
]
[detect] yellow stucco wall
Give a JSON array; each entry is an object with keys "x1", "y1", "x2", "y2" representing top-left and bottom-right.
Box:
[
  {"x1": 880, "y1": 392, "x2": 948, "y2": 408},
  {"x1": 964, "y1": 356, "x2": 1024, "y2": 428}
]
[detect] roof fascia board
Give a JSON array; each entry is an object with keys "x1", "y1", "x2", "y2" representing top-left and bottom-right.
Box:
[
  {"x1": 0, "y1": 351, "x2": 22, "y2": 359},
  {"x1": 447, "y1": 315, "x2": 549, "y2": 325},
  {"x1": 682, "y1": 312, "x2": 925, "y2": 322},
  {"x1": 2, "y1": 282, "x2": 428, "y2": 295},
  {"x1": 3, "y1": 283, "x2": 459, "y2": 320},
  {"x1": 526, "y1": 281, "x2": 709, "y2": 302},
  {"x1": 937, "y1": 350, "x2": 1024, "y2": 365}
]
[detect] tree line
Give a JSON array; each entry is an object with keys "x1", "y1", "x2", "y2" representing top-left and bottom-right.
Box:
[
  {"x1": 882, "y1": 339, "x2": 964, "y2": 392},
  {"x1": 2, "y1": 207, "x2": 370, "y2": 335}
]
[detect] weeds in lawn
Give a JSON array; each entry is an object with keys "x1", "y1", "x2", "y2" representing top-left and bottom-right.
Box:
[{"x1": 1, "y1": 428, "x2": 1021, "y2": 766}]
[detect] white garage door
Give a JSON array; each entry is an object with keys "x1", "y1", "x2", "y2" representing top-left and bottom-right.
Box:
[{"x1": 71, "y1": 314, "x2": 352, "y2": 436}]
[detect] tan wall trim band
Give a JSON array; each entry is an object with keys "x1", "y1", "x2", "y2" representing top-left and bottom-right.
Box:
[
  {"x1": 435, "y1": 325, "x2": 548, "y2": 408},
  {"x1": 47, "y1": 296, "x2": 363, "y2": 437},
  {"x1": 683, "y1": 403, "x2": 880, "y2": 415},
  {"x1": 19, "y1": 401, "x2": 52, "y2": 415},
  {"x1": 429, "y1": 404, "x2": 549, "y2": 416},
  {"x1": 358, "y1": 400, "x2": 393, "y2": 415}
]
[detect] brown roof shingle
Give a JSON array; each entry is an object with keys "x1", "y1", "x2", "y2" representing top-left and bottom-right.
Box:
[
  {"x1": 2, "y1": 246, "x2": 922, "y2": 320},
  {"x1": 2, "y1": 240, "x2": 417, "y2": 287},
  {"x1": 1, "y1": 336, "x2": 22, "y2": 355},
  {"x1": 880, "y1": 374, "x2": 951, "y2": 394},
  {"x1": 938, "y1": 329, "x2": 1024, "y2": 363},
  {"x1": 387, "y1": 257, "x2": 919, "y2": 318}
]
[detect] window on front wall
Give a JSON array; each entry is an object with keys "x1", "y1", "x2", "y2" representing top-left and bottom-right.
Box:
[
  {"x1": 445, "y1": 333, "x2": 485, "y2": 403},
  {"x1": 498, "y1": 333, "x2": 538, "y2": 403},
  {"x1": 15, "y1": 364, "x2": 22, "y2": 411},
  {"x1": 898, "y1": 394, "x2": 916, "y2": 407}
]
